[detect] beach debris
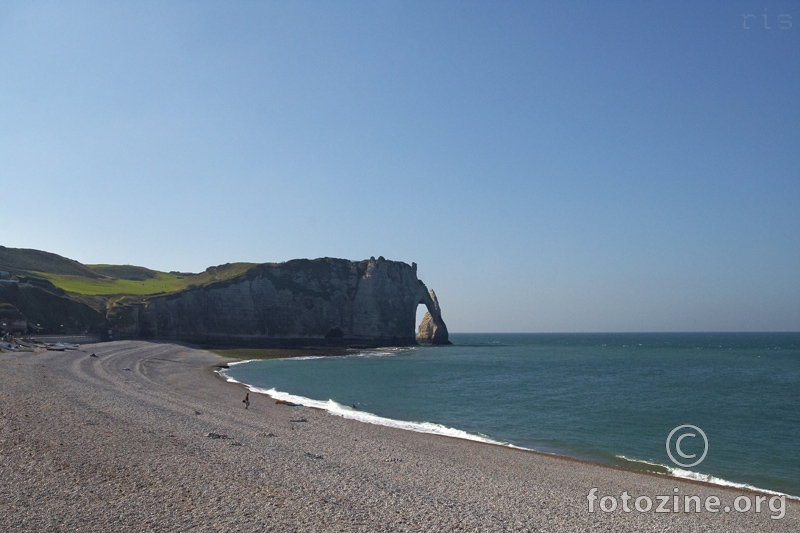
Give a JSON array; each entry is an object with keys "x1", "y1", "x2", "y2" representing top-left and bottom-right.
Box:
[
  {"x1": 46, "y1": 342, "x2": 80, "y2": 351},
  {"x1": 123, "y1": 368, "x2": 131, "y2": 371},
  {"x1": 265, "y1": 432, "x2": 276, "y2": 437},
  {"x1": 230, "y1": 442, "x2": 242, "y2": 446},
  {"x1": 289, "y1": 418, "x2": 307, "y2": 423},
  {"x1": 275, "y1": 400, "x2": 303, "y2": 407},
  {"x1": 275, "y1": 399, "x2": 303, "y2": 406},
  {"x1": 305, "y1": 452, "x2": 323, "y2": 460},
  {"x1": 204, "y1": 432, "x2": 232, "y2": 440},
  {"x1": 194, "y1": 410, "x2": 201, "y2": 415},
  {"x1": 89, "y1": 353, "x2": 98, "y2": 358}
]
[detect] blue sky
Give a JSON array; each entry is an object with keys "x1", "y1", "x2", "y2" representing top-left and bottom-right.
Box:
[{"x1": 1, "y1": 1, "x2": 798, "y2": 332}]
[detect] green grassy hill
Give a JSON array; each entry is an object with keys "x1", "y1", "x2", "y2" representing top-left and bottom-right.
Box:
[
  {"x1": 33, "y1": 270, "x2": 188, "y2": 296},
  {"x1": 88, "y1": 264, "x2": 160, "y2": 281},
  {"x1": 0, "y1": 246, "x2": 255, "y2": 297},
  {"x1": 0, "y1": 246, "x2": 104, "y2": 279},
  {"x1": 34, "y1": 262, "x2": 255, "y2": 296},
  {"x1": 0, "y1": 246, "x2": 261, "y2": 335}
]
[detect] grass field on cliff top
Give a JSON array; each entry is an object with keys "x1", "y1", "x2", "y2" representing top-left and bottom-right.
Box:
[{"x1": 34, "y1": 263, "x2": 256, "y2": 296}]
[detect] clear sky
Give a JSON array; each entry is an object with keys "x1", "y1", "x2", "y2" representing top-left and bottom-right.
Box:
[{"x1": 1, "y1": 1, "x2": 798, "y2": 332}]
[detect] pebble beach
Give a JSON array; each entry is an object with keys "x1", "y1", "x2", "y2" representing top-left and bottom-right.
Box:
[{"x1": 1, "y1": 341, "x2": 797, "y2": 532}]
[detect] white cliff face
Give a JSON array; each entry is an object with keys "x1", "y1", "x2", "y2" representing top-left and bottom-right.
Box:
[{"x1": 132, "y1": 257, "x2": 449, "y2": 347}]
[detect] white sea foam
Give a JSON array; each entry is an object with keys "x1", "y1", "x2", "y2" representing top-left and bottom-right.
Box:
[
  {"x1": 263, "y1": 387, "x2": 507, "y2": 446},
  {"x1": 220, "y1": 371, "x2": 245, "y2": 385},
  {"x1": 219, "y1": 363, "x2": 799, "y2": 501},
  {"x1": 218, "y1": 366, "x2": 510, "y2": 447},
  {"x1": 224, "y1": 359, "x2": 257, "y2": 367},
  {"x1": 345, "y1": 346, "x2": 415, "y2": 357},
  {"x1": 265, "y1": 348, "x2": 413, "y2": 361},
  {"x1": 615, "y1": 455, "x2": 800, "y2": 501},
  {"x1": 347, "y1": 349, "x2": 409, "y2": 358}
]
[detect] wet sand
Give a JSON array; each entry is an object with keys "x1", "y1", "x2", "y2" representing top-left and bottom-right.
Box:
[{"x1": 1, "y1": 341, "x2": 796, "y2": 531}]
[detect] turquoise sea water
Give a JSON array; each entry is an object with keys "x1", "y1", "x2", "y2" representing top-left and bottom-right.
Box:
[{"x1": 222, "y1": 333, "x2": 800, "y2": 497}]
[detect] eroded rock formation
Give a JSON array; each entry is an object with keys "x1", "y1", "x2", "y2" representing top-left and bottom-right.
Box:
[
  {"x1": 116, "y1": 257, "x2": 449, "y2": 347},
  {"x1": 415, "y1": 289, "x2": 450, "y2": 345}
]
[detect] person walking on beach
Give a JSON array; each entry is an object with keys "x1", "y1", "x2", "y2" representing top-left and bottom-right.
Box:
[{"x1": 243, "y1": 393, "x2": 250, "y2": 409}]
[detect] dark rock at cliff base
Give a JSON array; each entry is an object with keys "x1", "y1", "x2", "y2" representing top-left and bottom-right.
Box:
[
  {"x1": 0, "y1": 282, "x2": 107, "y2": 335},
  {"x1": 416, "y1": 289, "x2": 451, "y2": 345},
  {"x1": 113, "y1": 257, "x2": 449, "y2": 348}
]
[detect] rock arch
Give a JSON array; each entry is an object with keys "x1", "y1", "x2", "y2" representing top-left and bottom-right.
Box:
[{"x1": 415, "y1": 285, "x2": 450, "y2": 345}]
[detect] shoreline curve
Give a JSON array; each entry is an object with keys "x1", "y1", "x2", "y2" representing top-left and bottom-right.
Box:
[{"x1": 1, "y1": 340, "x2": 796, "y2": 531}]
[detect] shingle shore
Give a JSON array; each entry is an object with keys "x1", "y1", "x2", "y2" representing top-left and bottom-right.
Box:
[{"x1": 1, "y1": 341, "x2": 796, "y2": 532}]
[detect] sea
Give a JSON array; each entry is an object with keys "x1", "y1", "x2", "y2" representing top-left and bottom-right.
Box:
[{"x1": 221, "y1": 332, "x2": 800, "y2": 498}]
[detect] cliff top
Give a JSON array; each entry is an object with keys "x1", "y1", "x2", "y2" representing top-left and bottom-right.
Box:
[{"x1": 0, "y1": 247, "x2": 409, "y2": 298}]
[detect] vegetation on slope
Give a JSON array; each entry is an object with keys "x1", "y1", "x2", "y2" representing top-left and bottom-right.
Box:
[
  {"x1": 0, "y1": 246, "x2": 266, "y2": 335},
  {"x1": 34, "y1": 262, "x2": 255, "y2": 296},
  {"x1": 1, "y1": 246, "x2": 256, "y2": 297},
  {"x1": 88, "y1": 264, "x2": 160, "y2": 281},
  {"x1": 0, "y1": 246, "x2": 104, "y2": 279},
  {"x1": 31, "y1": 271, "x2": 188, "y2": 296}
]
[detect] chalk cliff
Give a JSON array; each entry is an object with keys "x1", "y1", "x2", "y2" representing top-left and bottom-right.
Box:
[{"x1": 117, "y1": 257, "x2": 449, "y2": 347}]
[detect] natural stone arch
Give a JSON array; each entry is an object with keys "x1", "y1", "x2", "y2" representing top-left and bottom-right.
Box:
[{"x1": 415, "y1": 285, "x2": 450, "y2": 345}]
